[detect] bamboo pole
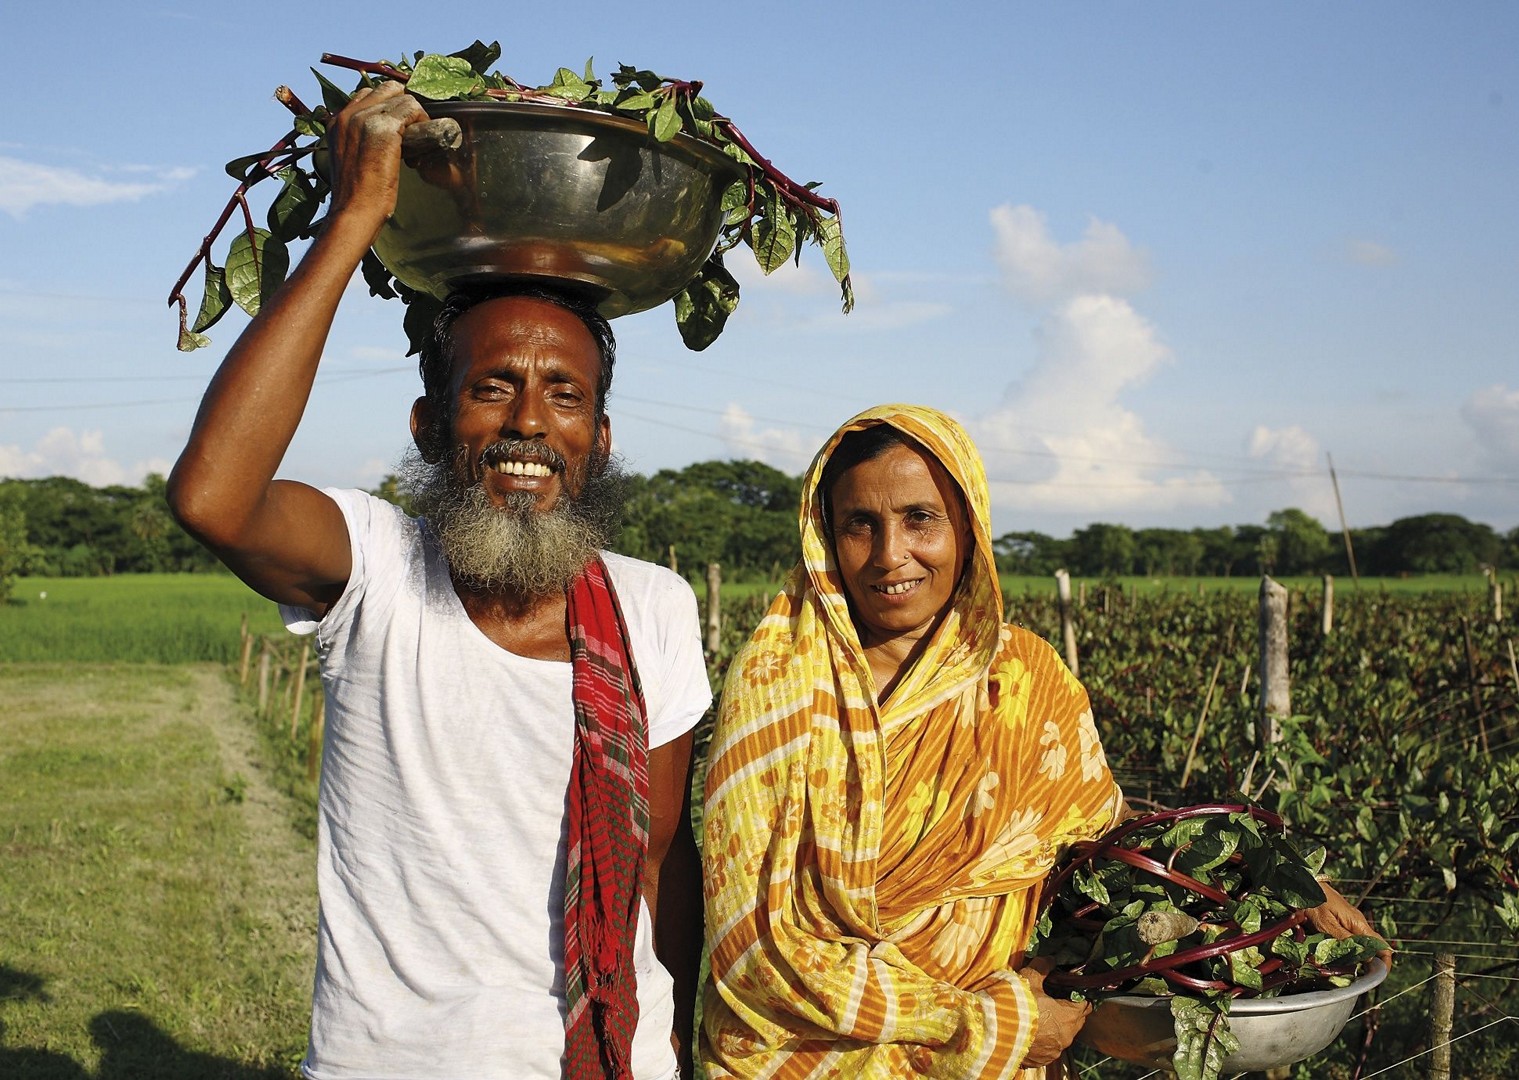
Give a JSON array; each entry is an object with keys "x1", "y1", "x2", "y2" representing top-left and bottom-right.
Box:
[
  {"x1": 307, "y1": 691, "x2": 325, "y2": 783},
  {"x1": 238, "y1": 620, "x2": 254, "y2": 687},
  {"x1": 1321, "y1": 574, "x2": 1334, "y2": 636},
  {"x1": 1487, "y1": 568, "x2": 1503, "y2": 623},
  {"x1": 1460, "y1": 618, "x2": 1490, "y2": 754},
  {"x1": 289, "y1": 640, "x2": 310, "y2": 740},
  {"x1": 1179, "y1": 655, "x2": 1225, "y2": 789},
  {"x1": 1429, "y1": 952, "x2": 1456, "y2": 1080},
  {"x1": 1055, "y1": 570, "x2": 1079, "y2": 678},
  {"x1": 1258, "y1": 576, "x2": 1289, "y2": 752},
  {"x1": 704, "y1": 563, "x2": 722, "y2": 656},
  {"x1": 257, "y1": 642, "x2": 272, "y2": 715}
]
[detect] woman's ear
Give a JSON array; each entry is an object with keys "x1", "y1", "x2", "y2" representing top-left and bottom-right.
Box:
[{"x1": 410, "y1": 397, "x2": 443, "y2": 463}]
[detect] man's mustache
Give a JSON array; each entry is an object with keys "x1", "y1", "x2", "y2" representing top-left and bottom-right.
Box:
[{"x1": 474, "y1": 439, "x2": 568, "y2": 475}]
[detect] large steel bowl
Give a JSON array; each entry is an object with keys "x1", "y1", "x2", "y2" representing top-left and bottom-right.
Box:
[
  {"x1": 1076, "y1": 958, "x2": 1388, "y2": 1073},
  {"x1": 371, "y1": 100, "x2": 745, "y2": 318}
]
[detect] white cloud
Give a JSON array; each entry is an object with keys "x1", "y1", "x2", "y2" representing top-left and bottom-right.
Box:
[
  {"x1": 0, "y1": 427, "x2": 171, "y2": 486},
  {"x1": 0, "y1": 156, "x2": 193, "y2": 217},
  {"x1": 1342, "y1": 238, "x2": 1398, "y2": 266},
  {"x1": 1461, "y1": 383, "x2": 1519, "y2": 471},
  {"x1": 715, "y1": 404, "x2": 820, "y2": 474},
  {"x1": 1246, "y1": 425, "x2": 1337, "y2": 520},
  {"x1": 991, "y1": 204, "x2": 1151, "y2": 307},
  {"x1": 966, "y1": 295, "x2": 1228, "y2": 515}
]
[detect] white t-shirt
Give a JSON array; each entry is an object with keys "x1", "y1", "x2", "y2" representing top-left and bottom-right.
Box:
[{"x1": 282, "y1": 489, "x2": 712, "y2": 1080}]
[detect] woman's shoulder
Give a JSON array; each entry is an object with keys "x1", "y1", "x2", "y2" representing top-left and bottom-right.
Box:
[{"x1": 995, "y1": 622, "x2": 1071, "y2": 675}]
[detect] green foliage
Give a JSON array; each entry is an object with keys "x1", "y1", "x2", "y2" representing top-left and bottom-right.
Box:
[{"x1": 173, "y1": 43, "x2": 852, "y2": 354}]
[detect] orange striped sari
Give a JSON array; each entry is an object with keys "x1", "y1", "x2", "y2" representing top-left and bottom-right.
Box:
[{"x1": 700, "y1": 405, "x2": 1124, "y2": 1078}]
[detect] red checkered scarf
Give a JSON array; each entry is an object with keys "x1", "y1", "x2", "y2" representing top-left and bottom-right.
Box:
[{"x1": 563, "y1": 557, "x2": 650, "y2": 1079}]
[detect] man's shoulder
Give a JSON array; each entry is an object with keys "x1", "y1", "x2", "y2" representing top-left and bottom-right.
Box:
[
  {"x1": 601, "y1": 551, "x2": 694, "y2": 593},
  {"x1": 600, "y1": 552, "x2": 699, "y2": 623}
]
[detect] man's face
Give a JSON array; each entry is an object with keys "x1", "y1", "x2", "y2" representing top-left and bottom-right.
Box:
[{"x1": 424, "y1": 295, "x2": 610, "y2": 510}]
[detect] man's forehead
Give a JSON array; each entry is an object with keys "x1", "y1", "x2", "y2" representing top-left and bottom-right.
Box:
[{"x1": 450, "y1": 297, "x2": 601, "y2": 376}]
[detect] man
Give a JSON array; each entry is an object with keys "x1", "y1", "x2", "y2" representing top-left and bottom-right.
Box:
[{"x1": 168, "y1": 81, "x2": 710, "y2": 1080}]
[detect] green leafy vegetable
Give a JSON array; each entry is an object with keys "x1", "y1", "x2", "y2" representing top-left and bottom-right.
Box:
[{"x1": 168, "y1": 43, "x2": 852, "y2": 353}]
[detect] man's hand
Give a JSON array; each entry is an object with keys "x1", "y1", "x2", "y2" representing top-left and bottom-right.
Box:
[
  {"x1": 326, "y1": 81, "x2": 430, "y2": 239},
  {"x1": 1019, "y1": 956, "x2": 1090, "y2": 1068},
  {"x1": 1307, "y1": 880, "x2": 1394, "y2": 969}
]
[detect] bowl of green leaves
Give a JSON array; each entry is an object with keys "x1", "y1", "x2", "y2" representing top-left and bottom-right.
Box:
[{"x1": 1031, "y1": 803, "x2": 1388, "y2": 1080}]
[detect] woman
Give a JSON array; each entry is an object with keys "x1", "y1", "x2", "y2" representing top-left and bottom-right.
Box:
[{"x1": 700, "y1": 405, "x2": 1122, "y2": 1077}]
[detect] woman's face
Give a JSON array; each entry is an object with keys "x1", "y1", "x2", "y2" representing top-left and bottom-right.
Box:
[{"x1": 827, "y1": 441, "x2": 972, "y2": 649}]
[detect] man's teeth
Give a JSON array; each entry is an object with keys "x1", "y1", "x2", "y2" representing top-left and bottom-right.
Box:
[
  {"x1": 492, "y1": 460, "x2": 553, "y2": 477},
  {"x1": 878, "y1": 581, "x2": 917, "y2": 595}
]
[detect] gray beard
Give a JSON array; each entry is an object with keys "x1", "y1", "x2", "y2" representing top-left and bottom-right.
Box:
[{"x1": 400, "y1": 444, "x2": 627, "y2": 599}]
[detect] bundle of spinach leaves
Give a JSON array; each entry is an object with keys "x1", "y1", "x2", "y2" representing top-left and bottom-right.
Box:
[{"x1": 1030, "y1": 803, "x2": 1386, "y2": 1080}]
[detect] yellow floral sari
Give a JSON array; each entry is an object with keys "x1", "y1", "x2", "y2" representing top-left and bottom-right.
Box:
[{"x1": 700, "y1": 405, "x2": 1124, "y2": 1079}]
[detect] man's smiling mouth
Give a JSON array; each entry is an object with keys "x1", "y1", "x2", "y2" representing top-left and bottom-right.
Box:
[{"x1": 490, "y1": 459, "x2": 554, "y2": 477}]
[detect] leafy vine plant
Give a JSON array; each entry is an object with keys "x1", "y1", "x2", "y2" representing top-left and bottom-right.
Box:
[{"x1": 168, "y1": 41, "x2": 853, "y2": 354}]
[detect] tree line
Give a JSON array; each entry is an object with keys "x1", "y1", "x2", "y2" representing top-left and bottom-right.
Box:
[{"x1": 4, "y1": 464, "x2": 1518, "y2": 601}]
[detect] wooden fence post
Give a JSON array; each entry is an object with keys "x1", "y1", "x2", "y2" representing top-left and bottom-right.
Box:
[
  {"x1": 666, "y1": 544, "x2": 678, "y2": 574},
  {"x1": 1429, "y1": 952, "x2": 1456, "y2": 1080},
  {"x1": 239, "y1": 620, "x2": 254, "y2": 688},
  {"x1": 1487, "y1": 568, "x2": 1503, "y2": 623},
  {"x1": 1321, "y1": 574, "x2": 1334, "y2": 636},
  {"x1": 307, "y1": 691, "x2": 325, "y2": 783},
  {"x1": 705, "y1": 563, "x2": 722, "y2": 656},
  {"x1": 257, "y1": 641, "x2": 272, "y2": 716},
  {"x1": 1055, "y1": 570, "x2": 1079, "y2": 678},
  {"x1": 1258, "y1": 576, "x2": 1289, "y2": 752},
  {"x1": 289, "y1": 640, "x2": 310, "y2": 740}
]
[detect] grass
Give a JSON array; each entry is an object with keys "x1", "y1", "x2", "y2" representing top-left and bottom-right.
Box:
[
  {"x1": 0, "y1": 662, "x2": 314, "y2": 1078},
  {"x1": 1, "y1": 576, "x2": 287, "y2": 663}
]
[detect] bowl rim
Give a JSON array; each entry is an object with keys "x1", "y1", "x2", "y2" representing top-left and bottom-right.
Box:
[
  {"x1": 417, "y1": 98, "x2": 746, "y2": 179},
  {"x1": 1096, "y1": 957, "x2": 1389, "y2": 1015}
]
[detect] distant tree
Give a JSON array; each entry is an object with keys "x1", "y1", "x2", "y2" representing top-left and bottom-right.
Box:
[
  {"x1": 1068, "y1": 523, "x2": 1137, "y2": 577},
  {"x1": 1193, "y1": 526, "x2": 1242, "y2": 576},
  {"x1": 1266, "y1": 508, "x2": 1333, "y2": 575},
  {"x1": 0, "y1": 491, "x2": 33, "y2": 601},
  {"x1": 992, "y1": 531, "x2": 1066, "y2": 575},
  {"x1": 1370, "y1": 513, "x2": 1502, "y2": 574},
  {"x1": 1134, "y1": 528, "x2": 1205, "y2": 576},
  {"x1": 369, "y1": 473, "x2": 418, "y2": 516}
]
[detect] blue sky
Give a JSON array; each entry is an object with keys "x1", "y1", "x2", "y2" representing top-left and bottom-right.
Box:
[{"x1": 3, "y1": 2, "x2": 1517, "y2": 538}]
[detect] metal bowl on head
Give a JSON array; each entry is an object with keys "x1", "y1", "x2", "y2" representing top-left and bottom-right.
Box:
[
  {"x1": 1076, "y1": 958, "x2": 1388, "y2": 1073},
  {"x1": 370, "y1": 99, "x2": 745, "y2": 319}
]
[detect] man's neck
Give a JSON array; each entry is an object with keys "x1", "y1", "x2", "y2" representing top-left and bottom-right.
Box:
[{"x1": 454, "y1": 578, "x2": 572, "y2": 662}]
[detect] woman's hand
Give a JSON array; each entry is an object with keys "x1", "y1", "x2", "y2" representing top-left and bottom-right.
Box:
[
  {"x1": 1019, "y1": 956, "x2": 1090, "y2": 1068},
  {"x1": 1307, "y1": 880, "x2": 1394, "y2": 969}
]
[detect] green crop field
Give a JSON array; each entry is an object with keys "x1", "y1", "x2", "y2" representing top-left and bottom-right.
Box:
[{"x1": 3, "y1": 572, "x2": 1516, "y2": 1078}]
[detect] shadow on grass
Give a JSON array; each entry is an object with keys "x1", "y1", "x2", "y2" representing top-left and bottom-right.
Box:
[{"x1": 2, "y1": 966, "x2": 294, "y2": 1080}]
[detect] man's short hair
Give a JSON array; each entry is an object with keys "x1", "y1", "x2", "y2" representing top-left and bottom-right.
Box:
[{"x1": 415, "y1": 284, "x2": 617, "y2": 460}]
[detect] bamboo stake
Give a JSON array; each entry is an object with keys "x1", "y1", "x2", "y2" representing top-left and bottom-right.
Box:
[
  {"x1": 307, "y1": 691, "x2": 325, "y2": 783},
  {"x1": 1327, "y1": 452, "x2": 1359, "y2": 586},
  {"x1": 1321, "y1": 574, "x2": 1334, "y2": 636},
  {"x1": 238, "y1": 623, "x2": 254, "y2": 687},
  {"x1": 289, "y1": 640, "x2": 310, "y2": 740},
  {"x1": 1179, "y1": 655, "x2": 1225, "y2": 789},
  {"x1": 257, "y1": 642, "x2": 271, "y2": 715}
]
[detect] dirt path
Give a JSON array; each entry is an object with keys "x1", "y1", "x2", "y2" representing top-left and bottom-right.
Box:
[{"x1": 192, "y1": 665, "x2": 320, "y2": 954}]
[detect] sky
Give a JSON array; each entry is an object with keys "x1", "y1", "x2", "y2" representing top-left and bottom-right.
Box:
[{"x1": 3, "y1": 2, "x2": 1517, "y2": 539}]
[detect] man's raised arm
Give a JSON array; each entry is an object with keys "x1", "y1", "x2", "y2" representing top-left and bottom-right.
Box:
[{"x1": 168, "y1": 83, "x2": 428, "y2": 613}]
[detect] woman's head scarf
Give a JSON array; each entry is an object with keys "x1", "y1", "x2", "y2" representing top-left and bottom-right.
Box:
[{"x1": 701, "y1": 405, "x2": 1124, "y2": 1078}]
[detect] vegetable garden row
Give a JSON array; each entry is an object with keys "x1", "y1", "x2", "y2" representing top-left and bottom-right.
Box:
[{"x1": 238, "y1": 576, "x2": 1519, "y2": 1078}]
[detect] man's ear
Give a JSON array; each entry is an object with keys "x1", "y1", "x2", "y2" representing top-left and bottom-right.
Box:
[
  {"x1": 410, "y1": 397, "x2": 443, "y2": 463},
  {"x1": 591, "y1": 414, "x2": 612, "y2": 475}
]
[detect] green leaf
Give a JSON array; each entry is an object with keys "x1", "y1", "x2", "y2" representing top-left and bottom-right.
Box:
[
  {"x1": 652, "y1": 96, "x2": 682, "y2": 142},
  {"x1": 177, "y1": 326, "x2": 211, "y2": 351},
  {"x1": 615, "y1": 90, "x2": 658, "y2": 113},
  {"x1": 224, "y1": 149, "x2": 278, "y2": 184},
  {"x1": 817, "y1": 213, "x2": 851, "y2": 283},
  {"x1": 360, "y1": 250, "x2": 398, "y2": 300},
  {"x1": 266, "y1": 167, "x2": 319, "y2": 241},
  {"x1": 543, "y1": 66, "x2": 593, "y2": 102},
  {"x1": 674, "y1": 256, "x2": 739, "y2": 351},
  {"x1": 406, "y1": 54, "x2": 486, "y2": 101},
  {"x1": 401, "y1": 291, "x2": 442, "y2": 357},
  {"x1": 449, "y1": 40, "x2": 502, "y2": 77},
  {"x1": 225, "y1": 229, "x2": 290, "y2": 317},
  {"x1": 190, "y1": 260, "x2": 232, "y2": 334},
  {"x1": 751, "y1": 202, "x2": 797, "y2": 274},
  {"x1": 311, "y1": 68, "x2": 352, "y2": 115},
  {"x1": 1170, "y1": 997, "x2": 1238, "y2": 1080}
]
